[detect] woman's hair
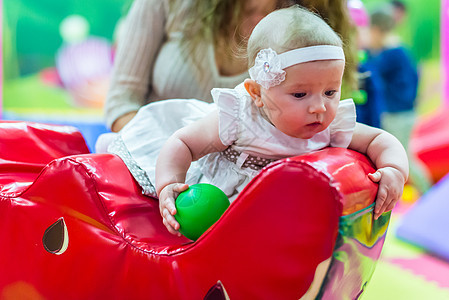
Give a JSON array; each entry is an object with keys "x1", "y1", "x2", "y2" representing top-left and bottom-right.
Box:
[
  {"x1": 172, "y1": 0, "x2": 244, "y2": 48},
  {"x1": 247, "y1": 6, "x2": 343, "y2": 68},
  {"x1": 169, "y1": 0, "x2": 357, "y2": 94}
]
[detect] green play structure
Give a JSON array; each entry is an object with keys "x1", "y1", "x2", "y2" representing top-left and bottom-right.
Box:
[
  {"x1": 3, "y1": 0, "x2": 128, "y2": 79},
  {"x1": 363, "y1": 0, "x2": 440, "y2": 62}
]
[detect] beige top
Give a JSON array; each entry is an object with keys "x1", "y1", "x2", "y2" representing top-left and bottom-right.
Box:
[{"x1": 104, "y1": 0, "x2": 249, "y2": 128}]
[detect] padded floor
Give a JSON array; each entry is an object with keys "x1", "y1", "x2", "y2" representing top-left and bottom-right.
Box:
[{"x1": 364, "y1": 201, "x2": 449, "y2": 299}]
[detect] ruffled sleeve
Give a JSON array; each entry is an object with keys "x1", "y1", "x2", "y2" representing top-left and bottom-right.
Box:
[
  {"x1": 211, "y1": 87, "x2": 241, "y2": 146},
  {"x1": 329, "y1": 98, "x2": 357, "y2": 148}
]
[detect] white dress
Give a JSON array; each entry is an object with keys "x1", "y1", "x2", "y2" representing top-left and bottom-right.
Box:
[{"x1": 108, "y1": 83, "x2": 356, "y2": 200}]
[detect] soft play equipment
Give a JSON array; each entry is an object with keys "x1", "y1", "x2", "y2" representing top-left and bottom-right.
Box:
[
  {"x1": 56, "y1": 15, "x2": 114, "y2": 108},
  {"x1": 410, "y1": 108, "x2": 449, "y2": 183},
  {"x1": 3, "y1": 0, "x2": 123, "y2": 76},
  {"x1": 443, "y1": 0, "x2": 449, "y2": 106},
  {"x1": 56, "y1": 37, "x2": 113, "y2": 108},
  {"x1": 409, "y1": 0, "x2": 448, "y2": 176},
  {"x1": 0, "y1": 121, "x2": 390, "y2": 299},
  {"x1": 396, "y1": 173, "x2": 449, "y2": 261}
]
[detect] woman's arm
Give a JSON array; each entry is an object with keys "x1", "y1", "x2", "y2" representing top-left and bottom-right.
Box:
[
  {"x1": 156, "y1": 110, "x2": 227, "y2": 234},
  {"x1": 105, "y1": 0, "x2": 167, "y2": 131},
  {"x1": 349, "y1": 123, "x2": 409, "y2": 219}
]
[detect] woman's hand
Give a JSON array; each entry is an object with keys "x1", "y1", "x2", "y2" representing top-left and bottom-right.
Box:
[
  {"x1": 368, "y1": 167, "x2": 406, "y2": 220},
  {"x1": 111, "y1": 111, "x2": 137, "y2": 132},
  {"x1": 158, "y1": 183, "x2": 189, "y2": 235}
]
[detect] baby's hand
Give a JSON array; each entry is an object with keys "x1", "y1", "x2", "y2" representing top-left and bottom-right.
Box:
[
  {"x1": 368, "y1": 167, "x2": 406, "y2": 220},
  {"x1": 159, "y1": 183, "x2": 189, "y2": 236}
]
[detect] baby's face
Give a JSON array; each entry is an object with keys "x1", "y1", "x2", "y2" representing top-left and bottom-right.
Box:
[{"x1": 258, "y1": 60, "x2": 344, "y2": 139}]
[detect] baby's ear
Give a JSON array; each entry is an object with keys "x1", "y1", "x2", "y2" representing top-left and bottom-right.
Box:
[{"x1": 244, "y1": 79, "x2": 263, "y2": 107}]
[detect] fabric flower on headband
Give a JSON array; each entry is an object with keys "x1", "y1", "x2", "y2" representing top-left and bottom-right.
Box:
[{"x1": 248, "y1": 48, "x2": 286, "y2": 89}]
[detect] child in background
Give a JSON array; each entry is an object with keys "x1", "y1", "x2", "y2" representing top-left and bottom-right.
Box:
[
  {"x1": 347, "y1": 0, "x2": 384, "y2": 128},
  {"x1": 368, "y1": 7, "x2": 432, "y2": 194},
  {"x1": 390, "y1": 0, "x2": 407, "y2": 25},
  {"x1": 108, "y1": 6, "x2": 409, "y2": 236}
]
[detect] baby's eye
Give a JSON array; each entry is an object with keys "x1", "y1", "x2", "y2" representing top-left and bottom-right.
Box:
[
  {"x1": 292, "y1": 92, "x2": 306, "y2": 98},
  {"x1": 325, "y1": 90, "x2": 337, "y2": 97}
]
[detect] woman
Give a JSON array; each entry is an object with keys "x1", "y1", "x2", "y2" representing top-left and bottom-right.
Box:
[{"x1": 104, "y1": 0, "x2": 357, "y2": 132}]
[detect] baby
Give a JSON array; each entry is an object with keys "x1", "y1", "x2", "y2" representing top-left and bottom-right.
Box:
[{"x1": 108, "y1": 6, "x2": 408, "y2": 236}]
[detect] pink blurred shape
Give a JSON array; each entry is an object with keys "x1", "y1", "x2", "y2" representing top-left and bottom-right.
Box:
[
  {"x1": 347, "y1": 0, "x2": 370, "y2": 27},
  {"x1": 56, "y1": 37, "x2": 113, "y2": 107}
]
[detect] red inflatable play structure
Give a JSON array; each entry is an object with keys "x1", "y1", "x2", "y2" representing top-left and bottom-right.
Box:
[
  {"x1": 0, "y1": 121, "x2": 389, "y2": 299},
  {"x1": 410, "y1": 108, "x2": 449, "y2": 183}
]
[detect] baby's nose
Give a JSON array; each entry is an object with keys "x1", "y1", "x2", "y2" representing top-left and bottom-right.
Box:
[{"x1": 308, "y1": 97, "x2": 326, "y2": 113}]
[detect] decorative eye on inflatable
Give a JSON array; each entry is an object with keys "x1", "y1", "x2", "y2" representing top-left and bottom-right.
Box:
[
  {"x1": 42, "y1": 218, "x2": 69, "y2": 255},
  {"x1": 203, "y1": 281, "x2": 230, "y2": 300}
]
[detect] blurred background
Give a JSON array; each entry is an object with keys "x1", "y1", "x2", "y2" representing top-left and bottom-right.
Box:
[
  {"x1": 364, "y1": 0, "x2": 442, "y2": 115},
  {"x1": 2, "y1": 0, "x2": 449, "y2": 299},
  {"x1": 2, "y1": 0, "x2": 130, "y2": 151}
]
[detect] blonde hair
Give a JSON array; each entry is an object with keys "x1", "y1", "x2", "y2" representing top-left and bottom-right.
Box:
[{"x1": 247, "y1": 6, "x2": 343, "y2": 68}]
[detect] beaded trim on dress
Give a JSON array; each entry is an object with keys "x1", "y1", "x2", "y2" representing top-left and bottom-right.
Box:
[
  {"x1": 108, "y1": 136, "x2": 156, "y2": 196},
  {"x1": 222, "y1": 147, "x2": 276, "y2": 171}
]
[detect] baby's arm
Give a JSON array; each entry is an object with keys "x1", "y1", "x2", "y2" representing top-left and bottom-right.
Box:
[
  {"x1": 155, "y1": 110, "x2": 227, "y2": 235},
  {"x1": 349, "y1": 123, "x2": 409, "y2": 219}
]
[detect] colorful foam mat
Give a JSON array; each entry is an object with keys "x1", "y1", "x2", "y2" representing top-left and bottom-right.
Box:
[{"x1": 363, "y1": 203, "x2": 449, "y2": 299}]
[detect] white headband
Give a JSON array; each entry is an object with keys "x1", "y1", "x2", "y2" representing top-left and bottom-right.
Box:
[{"x1": 249, "y1": 45, "x2": 345, "y2": 89}]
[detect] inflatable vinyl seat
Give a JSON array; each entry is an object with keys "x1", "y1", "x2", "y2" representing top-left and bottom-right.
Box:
[
  {"x1": 410, "y1": 108, "x2": 449, "y2": 182},
  {"x1": 0, "y1": 121, "x2": 390, "y2": 299}
]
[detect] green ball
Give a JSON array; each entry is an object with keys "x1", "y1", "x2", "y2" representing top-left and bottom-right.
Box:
[{"x1": 175, "y1": 183, "x2": 230, "y2": 240}]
